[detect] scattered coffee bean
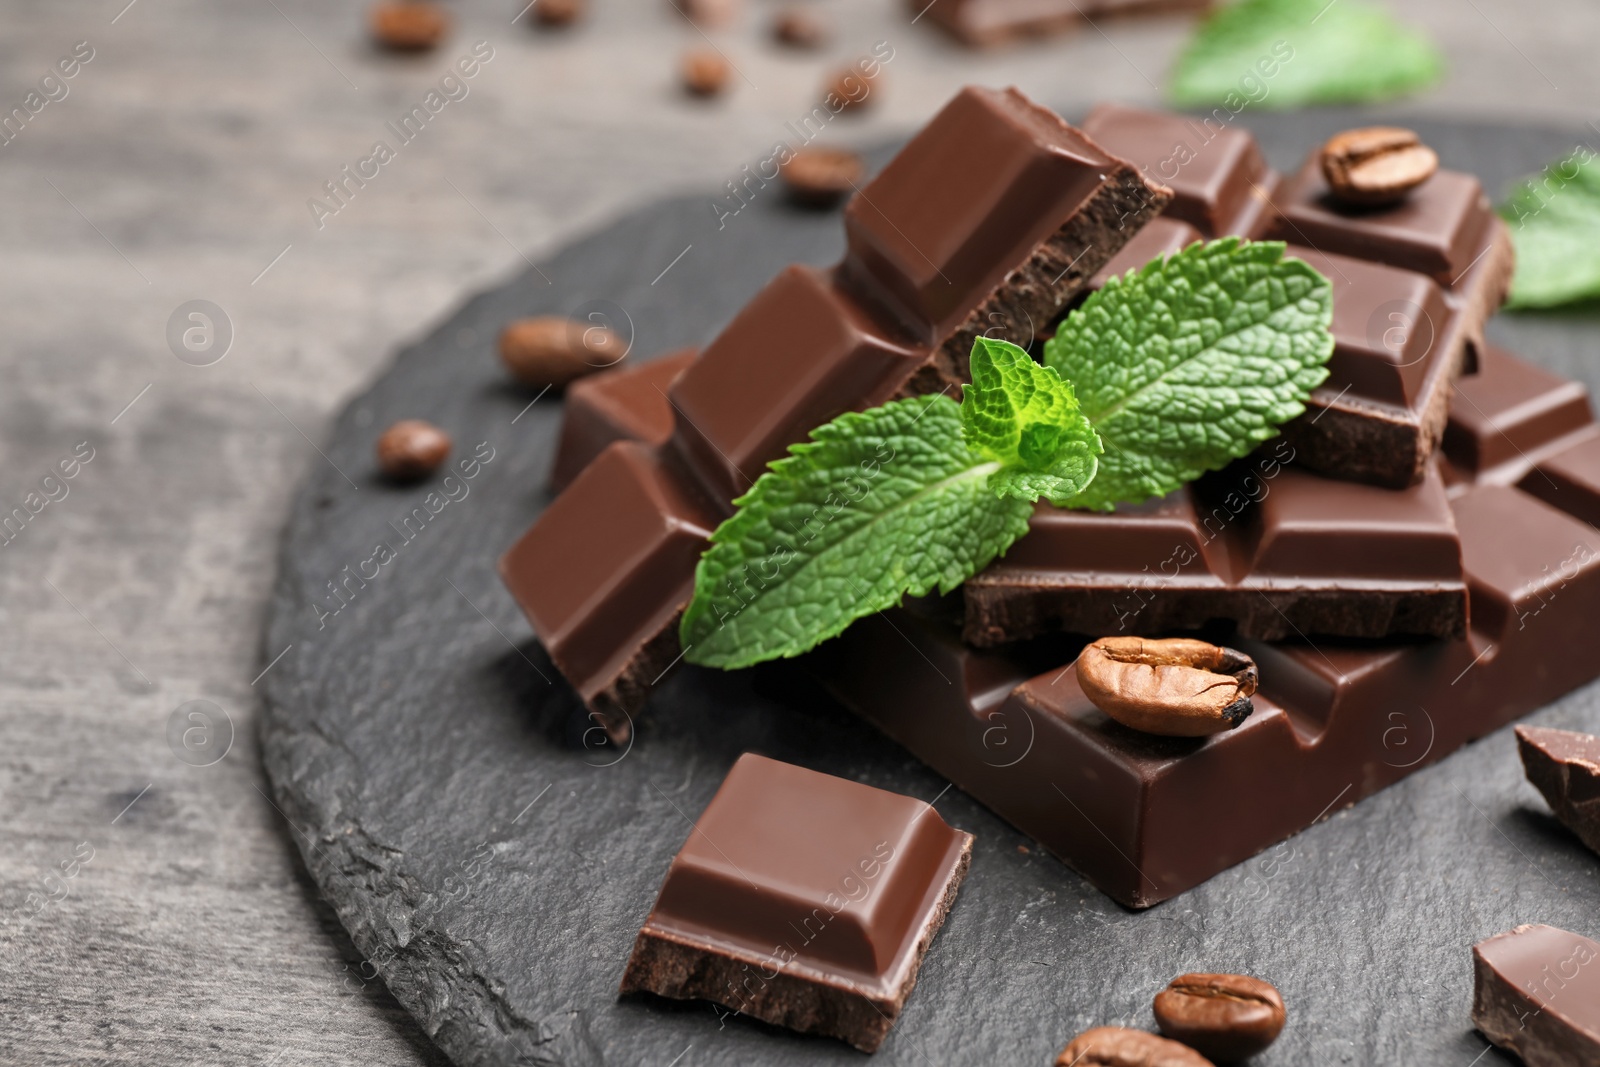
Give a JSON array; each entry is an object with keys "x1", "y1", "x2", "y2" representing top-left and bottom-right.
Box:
[
  {"x1": 369, "y1": 1, "x2": 449, "y2": 51},
  {"x1": 377, "y1": 420, "x2": 452, "y2": 481},
  {"x1": 671, "y1": 0, "x2": 737, "y2": 27},
  {"x1": 534, "y1": 0, "x2": 585, "y2": 27},
  {"x1": 1320, "y1": 126, "x2": 1438, "y2": 206},
  {"x1": 1076, "y1": 636, "x2": 1258, "y2": 737},
  {"x1": 681, "y1": 49, "x2": 731, "y2": 97},
  {"x1": 773, "y1": 8, "x2": 828, "y2": 49},
  {"x1": 1153, "y1": 973, "x2": 1286, "y2": 1061},
  {"x1": 824, "y1": 64, "x2": 877, "y2": 113},
  {"x1": 780, "y1": 147, "x2": 863, "y2": 207},
  {"x1": 499, "y1": 316, "x2": 625, "y2": 386},
  {"x1": 1055, "y1": 1026, "x2": 1214, "y2": 1067}
]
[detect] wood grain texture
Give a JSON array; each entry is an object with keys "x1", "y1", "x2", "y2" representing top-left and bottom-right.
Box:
[{"x1": 0, "y1": 0, "x2": 1596, "y2": 1064}]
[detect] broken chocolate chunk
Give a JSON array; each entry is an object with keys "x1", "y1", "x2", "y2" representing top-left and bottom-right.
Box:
[
  {"x1": 1473, "y1": 923, "x2": 1600, "y2": 1067},
  {"x1": 1517, "y1": 725, "x2": 1600, "y2": 855}
]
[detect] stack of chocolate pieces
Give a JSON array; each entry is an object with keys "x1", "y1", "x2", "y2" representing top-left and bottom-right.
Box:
[{"x1": 505, "y1": 99, "x2": 1600, "y2": 919}]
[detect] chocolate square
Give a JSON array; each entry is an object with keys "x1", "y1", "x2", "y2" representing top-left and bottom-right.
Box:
[
  {"x1": 666, "y1": 266, "x2": 925, "y2": 507},
  {"x1": 620, "y1": 753, "x2": 973, "y2": 1052},
  {"x1": 549, "y1": 348, "x2": 696, "y2": 492},
  {"x1": 1443, "y1": 343, "x2": 1596, "y2": 485}
]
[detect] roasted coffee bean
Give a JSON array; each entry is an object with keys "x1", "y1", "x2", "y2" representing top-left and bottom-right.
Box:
[
  {"x1": 1320, "y1": 126, "x2": 1438, "y2": 206},
  {"x1": 1153, "y1": 973, "x2": 1286, "y2": 1061},
  {"x1": 681, "y1": 49, "x2": 731, "y2": 97},
  {"x1": 369, "y1": 1, "x2": 449, "y2": 51},
  {"x1": 1076, "y1": 637, "x2": 1258, "y2": 737},
  {"x1": 376, "y1": 420, "x2": 452, "y2": 481},
  {"x1": 534, "y1": 0, "x2": 585, "y2": 27},
  {"x1": 671, "y1": 0, "x2": 737, "y2": 27},
  {"x1": 824, "y1": 65, "x2": 877, "y2": 113},
  {"x1": 773, "y1": 8, "x2": 828, "y2": 49},
  {"x1": 1055, "y1": 1026, "x2": 1214, "y2": 1067},
  {"x1": 499, "y1": 316, "x2": 624, "y2": 386},
  {"x1": 780, "y1": 147, "x2": 863, "y2": 207}
]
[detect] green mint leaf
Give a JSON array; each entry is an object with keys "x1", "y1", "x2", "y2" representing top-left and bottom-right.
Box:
[
  {"x1": 1501, "y1": 147, "x2": 1600, "y2": 309},
  {"x1": 679, "y1": 395, "x2": 1033, "y2": 669},
  {"x1": 1170, "y1": 0, "x2": 1441, "y2": 110},
  {"x1": 1044, "y1": 237, "x2": 1333, "y2": 511},
  {"x1": 959, "y1": 336, "x2": 1102, "y2": 506}
]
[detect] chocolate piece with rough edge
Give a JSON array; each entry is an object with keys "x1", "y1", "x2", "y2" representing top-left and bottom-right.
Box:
[
  {"x1": 820, "y1": 356, "x2": 1600, "y2": 906},
  {"x1": 549, "y1": 347, "x2": 696, "y2": 492},
  {"x1": 619, "y1": 753, "x2": 973, "y2": 1052},
  {"x1": 501, "y1": 87, "x2": 1170, "y2": 727},
  {"x1": 1084, "y1": 216, "x2": 1203, "y2": 292},
  {"x1": 1517, "y1": 725, "x2": 1600, "y2": 855},
  {"x1": 498, "y1": 441, "x2": 717, "y2": 742},
  {"x1": 962, "y1": 457, "x2": 1467, "y2": 646},
  {"x1": 914, "y1": 0, "x2": 1214, "y2": 48},
  {"x1": 665, "y1": 266, "x2": 926, "y2": 507},
  {"x1": 838, "y1": 86, "x2": 1171, "y2": 390},
  {"x1": 1473, "y1": 924, "x2": 1600, "y2": 1067}
]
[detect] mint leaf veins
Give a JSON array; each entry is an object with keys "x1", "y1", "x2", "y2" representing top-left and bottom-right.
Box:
[
  {"x1": 1170, "y1": 0, "x2": 1442, "y2": 111},
  {"x1": 680, "y1": 238, "x2": 1334, "y2": 669}
]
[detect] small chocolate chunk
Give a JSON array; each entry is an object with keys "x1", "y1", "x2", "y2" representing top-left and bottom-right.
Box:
[
  {"x1": 1517, "y1": 724, "x2": 1600, "y2": 855},
  {"x1": 499, "y1": 316, "x2": 624, "y2": 387},
  {"x1": 533, "y1": 0, "x2": 585, "y2": 27},
  {"x1": 1076, "y1": 637, "x2": 1258, "y2": 737},
  {"x1": 369, "y1": 1, "x2": 449, "y2": 51},
  {"x1": 779, "y1": 146, "x2": 863, "y2": 207},
  {"x1": 1056, "y1": 1026, "x2": 1213, "y2": 1067},
  {"x1": 681, "y1": 48, "x2": 730, "y2": 97},
  {"x1": 376, "y1": 420, "x2": 451, "y2": 481},
  {"x1": 773, "y1": 7, "x2": 828, "y2": 48},
  {"x1": 1320, "y1": 127, "x2": 1438, "y2": 206},
  {"x1": 1153, "y1": 973, "x2": 1286, "y2": 1061},
  {"x1": 1473, "y1": 924, "x2": 1600, "y2": 1067}
]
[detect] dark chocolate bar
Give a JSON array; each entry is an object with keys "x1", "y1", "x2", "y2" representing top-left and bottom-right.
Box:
[
  {"x1": 963, "y1": 453, "x2": 1468, "y2": 644},
  {"x1": 821, "y1": 348, "x2": 1600, "y2": 907},
  {"x1": 1080, "y1": 104, "x2": 1514, "y2": 488},
  {"x1": 619, "y1": 753, "x2": 973, "y2": 1052},
  {"x1": 914, "y1": 0, "x2": 1214, "y2": 48},
  {"x1": 549, "y1": 347, "x2": 696, "y2": 492},
  {"x1": 502, "y1": 87, "x2": 1171, "y2": 732},
  {"x1": 1473, "y1": 924, "x2": 1600, "y2": 1066}
]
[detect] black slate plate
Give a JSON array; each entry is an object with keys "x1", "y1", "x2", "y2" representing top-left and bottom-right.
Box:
[{"x1": 261, "y1": 109, "x2": 1600, "y2": 1067}]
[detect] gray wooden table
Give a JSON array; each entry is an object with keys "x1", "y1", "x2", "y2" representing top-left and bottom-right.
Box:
[{"x1": 0, "y1": 1, "x2": 1593, "y2": 1064}]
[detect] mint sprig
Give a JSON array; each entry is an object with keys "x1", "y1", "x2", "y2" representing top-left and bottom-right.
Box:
[
  {"x1": 681, "y1": 239, "x2": 1333, "y2": 669},
  {"x1": 1170, "y1": 0, "x2": 1441, "y2": 110},
  {"x1": 1045, "y1": 238, "x2": 1333, "y2": 510},
  {"x1": 1501, "y1": 148, "x2": 1600, "y2": 309}
]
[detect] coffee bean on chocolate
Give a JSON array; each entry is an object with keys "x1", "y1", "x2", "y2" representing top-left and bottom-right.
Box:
[
  {"x1": 1055, "y1": 1026, "x2": 1214, "y2": 1067},
  {"x1": 780, "y1": 147, "x2": 863, "y2": 207},
  {"x1": 773, "y1": 7, "x2": 828, "y2": 48},
  {"x1": 1076, "y1": 637, "x2": 1258, "y2": 737},
  {"x1": 534, "y1": 0, "x2": 585, "y2": 27},
  {"x1": 376, "y1": 419, "x2": 451, "y2": 480},
  {"x1": 499, "y1": 316, "x2": 625, "y2": 386},
  {"x1": 681, "y1": 49, "x2": 730, "y2": 97},
  {"x1": 1153, "y1": 973, "x2": 1286, "y2": 1061},
  {"x1": 369, "y1": 1, "x2": 449, "y2": 51},
  {"x1": 1320, "y1": 127, "x2": 1438, "y2": 206}
]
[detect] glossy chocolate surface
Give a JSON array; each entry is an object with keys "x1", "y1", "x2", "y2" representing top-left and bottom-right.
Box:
[
  {"x1": 1442, "y1": 342, "x2": 1597, "y2": 486},
  {"x1": 1473, "y1": 925, "x2": 1600, "y2": 1067},
  {"x1": 667, "y1": 266, "x2": 925, "y2": 506},
  {"x1": 826, "y1": 349, "x2": 1600, "y2": 907},
  {"x1": 620, "y1": 753, "x2": 972, "y2": 1050},
  {"x1": 550, "y1": 348, "x2": 696, "y2": 492},
  {"x1": 1517, "y1": 725, "x2": 1600, "y2": 855}
]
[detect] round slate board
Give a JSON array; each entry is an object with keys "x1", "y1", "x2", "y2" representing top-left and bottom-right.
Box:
[{"x1": 261, "y1": 109, "x2": 1600, "y2": 1067}]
